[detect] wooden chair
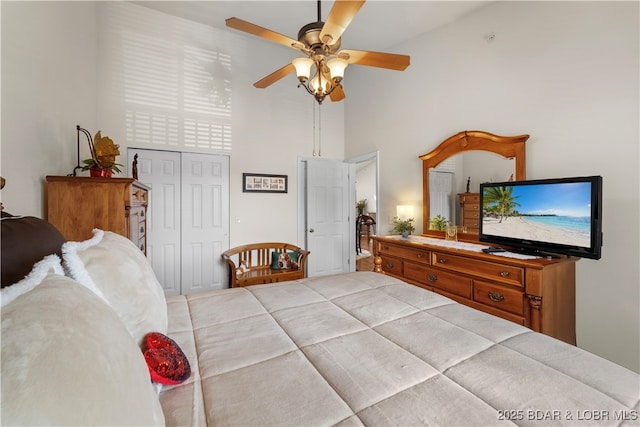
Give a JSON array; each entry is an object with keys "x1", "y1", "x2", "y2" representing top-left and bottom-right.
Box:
[
  {"x1": 221, "y1": 242, "x2": 310, "y2": 287},
  {"x1": 356, "y1": 214, "x2": 376, "y2": 254}
]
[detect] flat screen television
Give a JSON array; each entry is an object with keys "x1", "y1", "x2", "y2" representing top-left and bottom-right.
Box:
[{"x1": 479, "y1": 176, "x2": 603, "y2": 259}]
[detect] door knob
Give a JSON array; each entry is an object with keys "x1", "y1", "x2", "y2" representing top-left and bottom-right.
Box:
[{"x1": 309, "y1": 228, "x2": 315, "y2": 233}]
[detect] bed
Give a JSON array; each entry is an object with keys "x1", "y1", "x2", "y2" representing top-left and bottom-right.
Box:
[{"x1": 1, "y1": 213, "x2": 639, "y2": 426}]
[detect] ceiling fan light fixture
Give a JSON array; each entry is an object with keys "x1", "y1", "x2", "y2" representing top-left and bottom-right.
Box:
[
  {"x1": 327, "y1": 57, "x2": 348, "y2": 83},
  {"x1": 292, "y1": 57, "x2": 314, "y2": 82},
  {"x1": 309, "y1": 73, "x2": 331, "y2": 94}
]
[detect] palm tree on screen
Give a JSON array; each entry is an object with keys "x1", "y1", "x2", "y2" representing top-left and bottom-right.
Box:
[{"x1": 483, "y1": 186, "x2": 520, "y2": 223}]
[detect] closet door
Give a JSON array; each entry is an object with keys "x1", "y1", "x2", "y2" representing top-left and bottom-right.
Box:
[
  {"x1": 128, "y1": 148, "x2": 229, "y2": 296},
  {"x1": 181, "y1": 152, "x2": 229, "y2": 294},
  {"x1": 130, "y1": 149, "x2": 182, "y2": 296}
]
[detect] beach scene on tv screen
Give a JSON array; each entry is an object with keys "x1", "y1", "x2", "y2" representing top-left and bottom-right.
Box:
[{"x1": 482, "y1": 182, "x2": 591, "y2": 248}]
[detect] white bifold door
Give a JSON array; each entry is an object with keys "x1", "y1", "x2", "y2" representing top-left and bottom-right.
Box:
[{"x1": 128, "y1": 148, "x2": 229, "y2": 295}]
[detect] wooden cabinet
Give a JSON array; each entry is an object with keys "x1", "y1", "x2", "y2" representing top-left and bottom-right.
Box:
[
  {"x1": 46, "y1": 176, "x2": 149, "y2": 254},
  {"x1": 372, "y1": 235, "x2": 578, "y2": 344},
  {"x1": 458, "y1": 192, "x2": 480, "y2": 233}
]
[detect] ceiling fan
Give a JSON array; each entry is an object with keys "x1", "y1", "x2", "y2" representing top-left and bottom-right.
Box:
[{"x1": 225, "y1": 0, "x2": 410, "y2": 104}]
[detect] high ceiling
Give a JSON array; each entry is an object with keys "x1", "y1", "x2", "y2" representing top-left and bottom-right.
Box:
[{"x1": 133, "y1": 1, "x2": 492, "y2": 51}]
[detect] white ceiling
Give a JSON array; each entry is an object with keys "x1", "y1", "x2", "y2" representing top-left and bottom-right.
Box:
[{"x1": 133, "y1": 1, "x2": 492, "y2": 51}]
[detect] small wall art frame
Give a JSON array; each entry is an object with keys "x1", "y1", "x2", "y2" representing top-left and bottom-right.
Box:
[{"x1": 242, "y1": 173, "x2": 288, "y2": 193}]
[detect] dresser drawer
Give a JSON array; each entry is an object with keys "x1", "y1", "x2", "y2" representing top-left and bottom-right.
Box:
[
  {"x1": 377, "y1": 242, "x2": 430, "y2": 265},
  {"x1": 404, "y1": 263, "x2": 472, "y2": 299},
  {"x1": 379, "y1": 255, "x2": 403, "y2": 276},
  {"x1": 431, "y1": 252, "x2": 524, "y2": 288},
  {"x1": 131, "y1": 184, "x2": 149, "y2": 205},
  {"x1": 460, "y1": 194, "x2": 479, "y2": 204},
  {"x1": 462, "y1": 219, "x2": 479, "y2": 230},
  {"x1": 473, "y1": 280, "x2": 524, "y2": 316},
  {"x1": 463, "y1": 205, "x2": 480, "y2": 219}
]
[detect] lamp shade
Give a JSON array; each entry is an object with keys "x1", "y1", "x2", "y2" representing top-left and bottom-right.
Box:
[
  {"x1": 292, "y1": 57, "x2": 314, "y2": 80},
  {"x1": 327, "y1": 57, "x2": 348, "y2": 81},
  {"x1": 396, "y1": 205, "x2": 414, "y2": 220}
]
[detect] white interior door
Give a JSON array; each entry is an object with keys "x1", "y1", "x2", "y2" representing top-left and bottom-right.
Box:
[
  {"x1": 128, "y1": 148, "x2": 229, "y2": 296},
  {"x1": 181, "y1": 152, "x2": 229, "y2": 293},
  {"x1": 304, "y1": 159, "x2": 352, "y2": 276},
  {"x1": 429, "y1": 170, "x2": 454, "y2": 223},
  {"x1": 129, "y1": 148, "x2": 182, "y2": 296}
]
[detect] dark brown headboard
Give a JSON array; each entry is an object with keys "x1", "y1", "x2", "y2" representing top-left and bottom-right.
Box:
[{"x1": 1, "y1": 213, "x2": 66, "y2": 287}]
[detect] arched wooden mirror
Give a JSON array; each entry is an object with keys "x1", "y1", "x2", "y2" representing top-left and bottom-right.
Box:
[{"x1": 419, "y1": 130, "x2": 529, "y2": 241}]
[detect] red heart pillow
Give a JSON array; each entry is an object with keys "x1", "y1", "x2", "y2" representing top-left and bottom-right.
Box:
[{"x1": 143, "y1": 332, "x2": 191, "y2": 385}]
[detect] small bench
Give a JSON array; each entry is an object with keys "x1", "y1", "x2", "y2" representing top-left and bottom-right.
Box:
[{"x1": 221, "y1": 242, "x2": 310, "y2": 288}]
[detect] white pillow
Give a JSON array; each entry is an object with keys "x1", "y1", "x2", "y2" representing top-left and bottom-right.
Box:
[
  {"x1": 1, "y1": 254, "x2": 63, "y2": 307},
  {"x1": 62, "y1": 229, "x2": 168, "y2": 346},
  {"x1": 1, "y1": 274, "x2": 165, "y2": 425}
]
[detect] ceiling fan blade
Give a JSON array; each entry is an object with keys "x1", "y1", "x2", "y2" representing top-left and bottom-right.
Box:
[
  {"x1": 339, "y1": 49, "x2": 410, "y2": 71},
  {"x1": 253, "y1": 63, "x2": 296, "y2": 89},
  {"x1": 226, "y1": 17, "x2": 304, "y2": 50},
  {"x1": 319, "y1": 0, "x2": 366, "y2": 46},
  {"x1": 330, "y1": 85, "x2": 346, "y2": 102}
]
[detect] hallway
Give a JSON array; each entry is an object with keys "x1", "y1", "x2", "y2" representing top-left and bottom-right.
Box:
[{"x1": 356, "y1": 235, "x2": 375, "y2": 271}]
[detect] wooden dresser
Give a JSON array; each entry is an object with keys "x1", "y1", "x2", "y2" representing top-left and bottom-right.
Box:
[
  {"x1": 458, "y1": 192, "x2": 480, "y2": 233},
  {"x1": 46, "y1": 176, "x2": 150, "y2": 254},
  {"x1": 372, "y1": 235, "x2": 578, "y2": 344}
]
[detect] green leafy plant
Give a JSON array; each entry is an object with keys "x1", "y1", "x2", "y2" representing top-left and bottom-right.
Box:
[
  {"x1": 429, "y1": 215, "x2": 450, "y2": 231},
  {"x1": 82, "y1": 158, "x2": 123, "y2": 174},
  {"x1": 391, "y1": 217, "x2": 415, "y2": 235},
  {"x1": 356, "y1": 199, "x2": 367, "y2": 215}
]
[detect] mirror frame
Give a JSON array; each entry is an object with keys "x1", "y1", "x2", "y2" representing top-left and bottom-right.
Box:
[{"x1": 419, "y1": 130, "x2": 530, "y2": 241}]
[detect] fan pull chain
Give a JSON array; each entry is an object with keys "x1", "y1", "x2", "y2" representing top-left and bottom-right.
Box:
[
  {"x1": 312, "y1": 100, "x2": 317, "y2": 156},
  {"x1": 318, "y1": 103, "x2": 322, "y2": 157}
]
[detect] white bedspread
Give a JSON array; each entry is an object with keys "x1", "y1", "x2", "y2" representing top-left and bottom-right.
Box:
[{"x1": 161, "y1": 272, "x2": 640, "y2": 426}]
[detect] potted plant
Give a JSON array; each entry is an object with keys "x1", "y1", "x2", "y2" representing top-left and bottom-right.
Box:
[
  {"x1": 82, "y1": 158, "x2": 123, "y2": 178},
  {"x1": 391, "y1": 217, "x2": 415, "y2": 238},
  {"x1": 429, "y1": 215, "x2": 450, "y2": 231},
  {"x1": 356, "y1": 199, "x2": 367, "y2": 215}
]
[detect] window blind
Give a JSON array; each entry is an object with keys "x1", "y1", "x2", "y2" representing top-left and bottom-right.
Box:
[{"x1": 100, "y1": 3, "x2": 233, "y2": 151}]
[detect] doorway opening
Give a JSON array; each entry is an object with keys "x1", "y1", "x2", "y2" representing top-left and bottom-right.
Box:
[{"x1": 349, "y1": 152, "x2": 379, "y2": 271}]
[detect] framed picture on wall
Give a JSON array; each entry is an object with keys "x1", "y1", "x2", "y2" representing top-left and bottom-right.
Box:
[{"x1": 242, "y1": 173, "x2": 288, "y2": 193}]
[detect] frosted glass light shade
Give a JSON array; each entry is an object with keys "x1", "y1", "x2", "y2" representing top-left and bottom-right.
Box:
[
  {"x1": 396, "y1": 205, "x2": 414, "y2": 220},
  {"x1": 292, "y1": 57, "x2": 314, "y2": 80},
  {"x1": 309, "y1": 74, "x2": 331, "y2": 94},
  {"x1": 327, "y1": 57, "x2": 348, "y2": 81}
]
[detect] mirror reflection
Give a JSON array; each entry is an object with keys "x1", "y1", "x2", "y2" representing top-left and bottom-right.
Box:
[
  {"x1": 419, "y1": 130, "x2": 529, "y2": 239},
  {"x1": 429, "y1": 152, "x2": 515, "y2": 231}
]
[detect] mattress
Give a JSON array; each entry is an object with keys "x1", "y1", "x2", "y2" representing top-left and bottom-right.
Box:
[{"x1": 161, "y1": 271, "x2": 640, "y2": 426}]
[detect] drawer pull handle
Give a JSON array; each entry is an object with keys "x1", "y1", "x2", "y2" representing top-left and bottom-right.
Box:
[
  {"x1": 488, "y1": 291, "x2": 505, "y2": 302},
  {"x1": 500, "y1": 271, "x2": 510, "y2": 277},
  {"x1": 417, "y1": 253, "x2": 425, "y2": 258},
  {"x1": 141, "y1": 211, "x2": 145, "y2": 217},
  {"x1": 385, "y1": 262, "x2": 394, "y2": 269},
  {"x1": 140, "y1": 226, "x2": 144, "y2": 233},
  {"x1": 438, "y1": 258, "x2": 447, "y2": 264},
  {"x1": 427, "y1": 274, "x2": 438, "y2": 282},
  {"x1": 383, "y1": 245, "x2": 389, "y2": 250}
]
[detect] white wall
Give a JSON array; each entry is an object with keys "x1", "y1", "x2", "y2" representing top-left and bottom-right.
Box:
[
  {"x1": 345, "y1": 1, "x2": 639, "y2": 372},
  {"x1": 1, "y1": 1, "x2": 98, "y2": 214},
  {"x1": 1, "y1": 2, "x2": 345, "y2": 249}
]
